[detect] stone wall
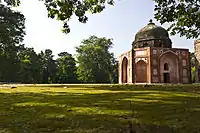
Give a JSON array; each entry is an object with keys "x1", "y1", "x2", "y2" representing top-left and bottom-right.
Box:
[
  {"x1": 194, "y1": 40, "x2": 200, "y2": 83},
  {"x1": 150, "y1": 47, "x2": 191, "y2": 84},
  {"x1": 118, "y1": 50, "x2": 133, "y2": 84},
  {"x1": 134, "y1": 47, "x2": 151, "y2": 83},
  {"x1": 118, "y1": 47, "x2": 191, "y2": 84}
]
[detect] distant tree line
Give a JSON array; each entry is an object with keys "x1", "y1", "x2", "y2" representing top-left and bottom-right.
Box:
[
  {"x1": 0, "y1": 36, "x2": 118, "y2": 84},
  {"x1": 0, "y1": 3, "x2": 118, "y2": 84}
]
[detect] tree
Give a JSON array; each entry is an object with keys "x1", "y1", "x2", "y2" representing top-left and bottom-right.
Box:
[
  {"x1": 190, "y1": 52, "x2": 196, "y2": 83},
  {"x1": 43, "y1": 0, "x2": 114, "y2": 33},
  {"x1": 191, "y1": 67, "x2": 196, "y2": 83},
  {"x1": 0, "y1": 2, "x2": 25, "y2": 82},
  {"x1": 17, "y1": 44, "x2": 42, "y2": 83},
  {"x1": 76, "y1": 36, "x2": 116, "y2": 83},
  {"x1": 153, "y1": 0, "x2": 200, "y2": 39},
  {"x1": 190, "y1": 52, "x2": 195, "y2": 68},
  {"x1": 110, "y1": 59, "x2": 118, "y2": 83},
  {"x1": 0, "y1": 3, "x2": 25, "y2": 45},
  {"x1": 0, "y1": 43, "x2": 20, "y2": 82},
  {"x1": 55, "y1": 52, "x2": 77, "y2": 83},
  {"x1": 38, "y1": 49, "x2": 57, "y2": 83}
]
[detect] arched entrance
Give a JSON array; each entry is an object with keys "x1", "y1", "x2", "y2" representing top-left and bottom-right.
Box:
[
  {"x1": 121, "y1": 57, "x2": 128, "y2": 83},
  {"x1": 136, "y1": 60, "x2": 147, "y2": 83},
  {"x1": 160, "y1": 52, "x2": 179, "y2": 83},
  {"x1": 163, "y1": 63, "x2": 170, "y2": 83}
]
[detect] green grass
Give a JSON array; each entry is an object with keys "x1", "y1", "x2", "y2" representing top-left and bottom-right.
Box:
[{"x1": 1, "y1": 84, "x2": 200, "y2": 133}]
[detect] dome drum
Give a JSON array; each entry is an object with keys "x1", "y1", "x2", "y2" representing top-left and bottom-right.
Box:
[{"x1": 133, "y1": 38, "x2": 172, "y2": 48}]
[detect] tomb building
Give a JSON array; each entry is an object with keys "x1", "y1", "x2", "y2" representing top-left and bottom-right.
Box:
[{"x1": 118, "y1": 20, "x2": 191, "y2": 84}]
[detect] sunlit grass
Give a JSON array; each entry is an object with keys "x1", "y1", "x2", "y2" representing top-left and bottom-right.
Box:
[{"x1": 1, "y1": 84, "x2": 200, "y2": 133}]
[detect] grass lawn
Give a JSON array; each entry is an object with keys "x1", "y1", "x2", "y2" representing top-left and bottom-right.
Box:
[{"x1": 1, "y1": 84, "x2": 200, "y2": 133}]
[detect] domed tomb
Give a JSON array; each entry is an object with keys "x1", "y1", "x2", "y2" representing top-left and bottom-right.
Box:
[{"x1": 132, "y1": 20, "x2": 172, "y2": 48}]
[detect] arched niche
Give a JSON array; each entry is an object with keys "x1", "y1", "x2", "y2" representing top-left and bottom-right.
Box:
[
  {"x1": 160, "y1": 51, "x2": 179, "y2": 83},
  {"x1": 135, "y1": 60, "x2": 147, "y2": 83},
  {"x1": 121, "y1": 57, "x2": 128, "y2": 83}
]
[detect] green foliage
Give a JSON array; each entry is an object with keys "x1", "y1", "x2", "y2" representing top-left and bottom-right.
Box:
[
  {"x1": 38, "y1": 49, "x2": 57, "y2": 83},
  {"x1": 190, "y1": 52, "x2": 195, "y2": 67},
  {"x1": 191, "y1": 66, "x2": 196, "y2": 83},
  {"x1": 55, "y1": 52, "x2": 78, "y2": 83},
  {"x1": 42, "y1": 0, "x2": 114, "y2": 33},
  {"x1": 190, "y1": 52, "x2": 196, "y2": 83},
  {"x1": 110, "y1": 58, "x2": 118, "y2": 83},
  {"x1": 76, "y1": 36, "x2": 117, "y2": 83},
  {"x1": 0, "y1": 0, "x2": 119, "y2": 84},
  {"x1": 0, "y1": 3, "x2": 25, "y2": 45},
  {"x1": 0, "y1": 44, "x2": 20, "y2": 82},
  {"x1": 0, "y1": 20, "x2": 118, "y2": 84},
  {"x1": 0, "y1": 0, "x2": 21, "y2": 6},
  {"x1": 153, "y1": 0, "x2": 200, "y2": 39},
  {"x1": 17, "y1": 44, "x2": 42, "y2": 83},
  {"x1": 0, "y1": 2, "x2": 25, "y2": 82}
]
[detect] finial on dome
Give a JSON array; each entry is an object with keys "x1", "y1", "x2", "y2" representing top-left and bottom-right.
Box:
[{"x1": 148, "y1": 19, "x2": 155, "y2": 25}]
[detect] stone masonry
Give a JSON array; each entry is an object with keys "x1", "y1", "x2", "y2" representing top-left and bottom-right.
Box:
[{"x1": 195, "y1": 40, "x2": 200, "y2": 83}]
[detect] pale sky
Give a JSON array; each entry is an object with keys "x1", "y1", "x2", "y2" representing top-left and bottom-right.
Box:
[{"x1": 18, "y1": 0, "x2": 195, "y2": 58}]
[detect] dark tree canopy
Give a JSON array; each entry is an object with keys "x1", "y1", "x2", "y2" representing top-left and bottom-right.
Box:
[
  {"x1": 17, "y1": 44, "x2": 42, "y2": 83},
  {"x1": 0, "y1": 2, "x2": 25, "y2": 82},
  {"x1": 0, "y1": 35, "x2": 118, "y2": 84},
  {"x1": 153, "y1": 0, "x2": 200, "y2": 39},
  {"x1": 38, "y1": 49, "x2": 57, "y2": 83},
  {"x1": 0, "y1": 0, "x2": 21, "y2": 6},
  {"x1": 55, "y1": 52, "x2": 77, "y2": 83},
  {"x1": 0, "y1": 3, "x2": 25, "y2": 45}
]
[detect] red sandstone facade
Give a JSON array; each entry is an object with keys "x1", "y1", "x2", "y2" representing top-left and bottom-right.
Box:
[
  {"x1": 118, "y1": 21, "x2": 191, "y2": 84},
  {"x1": 195, "y1": 40, "x2": 200, "y2": 83}
]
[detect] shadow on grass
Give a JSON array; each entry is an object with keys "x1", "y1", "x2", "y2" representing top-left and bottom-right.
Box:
[
  {"x1": 1, "y1": 85, "x2": 200, "y2": 133},
  {"x1": 89, "y1": 84, "x2": 200, "y2": 91}
]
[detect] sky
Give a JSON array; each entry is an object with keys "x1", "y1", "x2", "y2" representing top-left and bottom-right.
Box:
[{"x1": 18, "y1": 0, "x2": 195, "y2": 58}]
